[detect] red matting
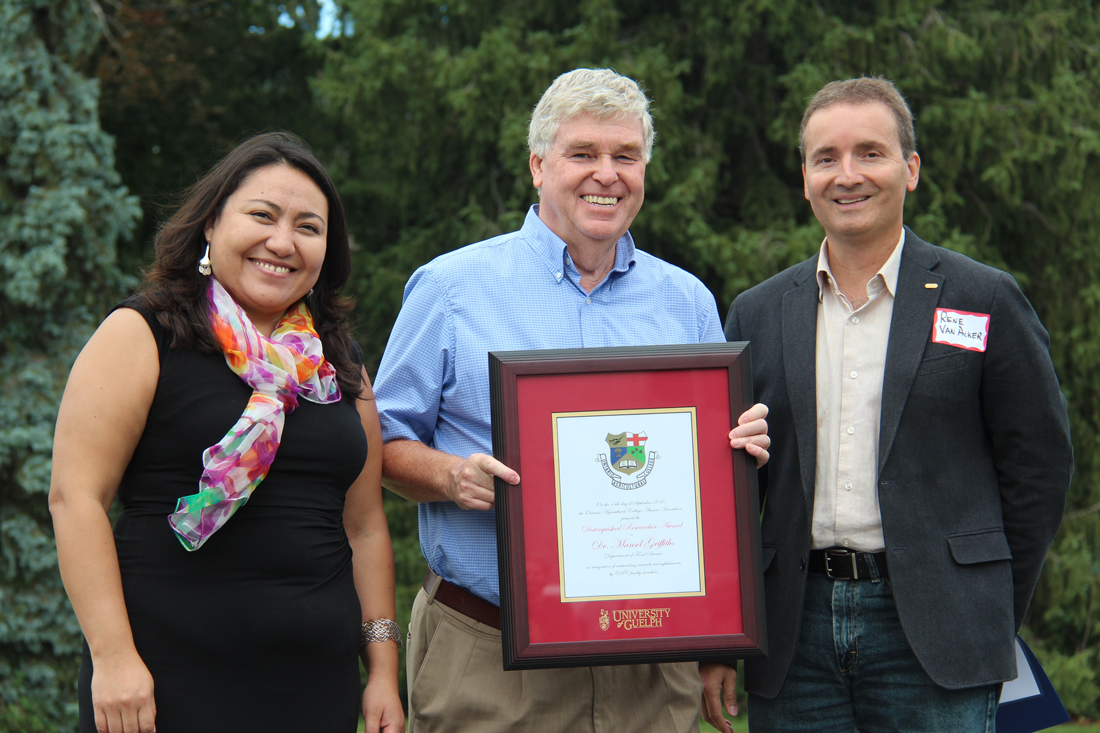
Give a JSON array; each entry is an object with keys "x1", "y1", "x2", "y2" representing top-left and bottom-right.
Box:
[{"x1": 515, "y1": 368, "x2": 743, "y2": 644}]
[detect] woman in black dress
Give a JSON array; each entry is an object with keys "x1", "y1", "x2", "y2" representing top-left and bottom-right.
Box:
[{"x1": 49, "y1": 133, "x2": 404, "y2": 733}]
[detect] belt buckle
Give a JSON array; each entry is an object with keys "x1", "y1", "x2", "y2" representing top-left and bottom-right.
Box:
[{"x1": 825, "y1": 549, "x2": 858, "y2": 580}]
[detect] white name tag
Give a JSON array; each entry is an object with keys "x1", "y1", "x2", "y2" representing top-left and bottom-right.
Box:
[{"x1": 932, "y1": 308, "x2": 989, "y2": 352}]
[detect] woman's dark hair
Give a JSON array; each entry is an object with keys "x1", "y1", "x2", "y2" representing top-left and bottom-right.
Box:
[{"x1": 140, "y1": 131, "x2": 361, "y2": 398}]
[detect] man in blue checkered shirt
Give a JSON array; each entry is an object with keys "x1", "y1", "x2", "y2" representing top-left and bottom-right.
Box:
[{"x1": 374, "y1": 68, "x2": 770, "y2": 733}]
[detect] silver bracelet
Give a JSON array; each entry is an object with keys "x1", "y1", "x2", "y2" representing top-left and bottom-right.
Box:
[{"x1": 361, "y1": 618, "x2": 402, "y2": 648}]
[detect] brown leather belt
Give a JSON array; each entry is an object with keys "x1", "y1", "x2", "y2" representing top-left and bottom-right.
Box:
[{"x1": 423, "y1": 568, "x2": 501, "y2": 629}]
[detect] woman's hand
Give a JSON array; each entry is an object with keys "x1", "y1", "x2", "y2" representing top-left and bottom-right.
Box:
[
  {"x1": 91, "y1": 649, "x2": 157, "y2": 733},
  {"x1": 361, "y1": 674, "x2": 405, "y2": 733}
]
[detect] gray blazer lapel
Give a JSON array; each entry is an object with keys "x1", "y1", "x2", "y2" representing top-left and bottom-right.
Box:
[
  {"x1": 782, "y1": 261, "x2": 821, "y2": 505},
  {"x1": 879, "y1": 230, "x2": 943, "y2": 469}
]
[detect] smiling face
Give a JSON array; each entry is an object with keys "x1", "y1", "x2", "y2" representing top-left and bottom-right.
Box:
[
  {"x1": 529, "y1": 113, "x2": 646, "y2": 255},
  {"x1": 802, "y1": 101, "x2": 920, "y2": 251},
  {"x1": 203, "y1": 164, "x2": 328, "y2": 335}
]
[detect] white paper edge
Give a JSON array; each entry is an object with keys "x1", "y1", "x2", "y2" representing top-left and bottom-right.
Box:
[{"x1": 1000, "y1": 638, "x2": 1042, "y2": 703}]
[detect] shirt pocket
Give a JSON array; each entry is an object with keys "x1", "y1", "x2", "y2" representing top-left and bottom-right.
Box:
[{"x1": 947, "y1": 528, "x2": 1013, "y2": 565}]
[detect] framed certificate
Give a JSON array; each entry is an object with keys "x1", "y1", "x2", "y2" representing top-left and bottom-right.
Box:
[{"x1": 489, "y1": 343, "x2": 766, "y2": 670}]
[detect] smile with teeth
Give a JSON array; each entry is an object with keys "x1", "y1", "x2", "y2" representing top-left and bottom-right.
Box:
[
  {"x1": 836, "y1": 196, "x2": 869, "y2": 205},
  {"x1": 582, "y1": 195, "x2": 619, "y2": 206},
  {"x1": 253, "y1": 259, "x2": 293, "y2": 274}
]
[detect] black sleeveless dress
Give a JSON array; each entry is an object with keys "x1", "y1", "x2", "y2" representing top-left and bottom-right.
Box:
[{"x1": 78, "y1": 303, "x2": 368, "y2": 732}]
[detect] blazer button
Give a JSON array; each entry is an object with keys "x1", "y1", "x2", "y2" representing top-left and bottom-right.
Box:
[{"x1": 800, "y1": 556, "x2": 807, "y2": 570}]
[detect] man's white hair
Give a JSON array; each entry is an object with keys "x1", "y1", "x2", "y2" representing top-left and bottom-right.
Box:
[{"x1": 528, "y1": 68, "x2": 654, "y2": 162}]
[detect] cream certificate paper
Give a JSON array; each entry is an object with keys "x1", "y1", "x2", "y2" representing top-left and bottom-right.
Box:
[{"x1": 552, "y1": 408, "x2": 705, "y2": 602}]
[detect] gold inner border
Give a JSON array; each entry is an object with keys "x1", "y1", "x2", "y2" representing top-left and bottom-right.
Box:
[{"x1": 551, "y1": 407, "x2": 706, "y2": 604}]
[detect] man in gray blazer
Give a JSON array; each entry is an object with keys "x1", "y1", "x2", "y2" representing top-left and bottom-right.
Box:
[{"x1": 700, "y1": 77, "x2": 1073, "y2": 732}]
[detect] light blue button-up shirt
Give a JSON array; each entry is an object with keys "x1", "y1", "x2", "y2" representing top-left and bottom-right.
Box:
[{"x1": 374, "y1": 206, "x2": 723, "y2": 605}]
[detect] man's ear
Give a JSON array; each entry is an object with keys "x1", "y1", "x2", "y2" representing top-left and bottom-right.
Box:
[
  {"x1": 530, "y1": 152, "x2": 544, "y2": 190},
  {"x1": 906, "y1": 152, "x2": 921, "y2": 192}
]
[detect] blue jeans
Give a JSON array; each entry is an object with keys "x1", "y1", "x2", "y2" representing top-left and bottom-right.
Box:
[{"x1": 749, "y1": 572, "x2": 998, "y2": 732}]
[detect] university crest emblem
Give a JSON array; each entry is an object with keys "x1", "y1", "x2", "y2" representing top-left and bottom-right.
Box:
[
  {"x1": 597, "y1": 430, "x2": 658, "y2": 489},
  {"x1": 605, "y1": 432, "x2": 648, "y2": 475}
]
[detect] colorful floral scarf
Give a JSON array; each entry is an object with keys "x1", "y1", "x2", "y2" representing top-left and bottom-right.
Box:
[{"x1": 168, "y1": 278, "x2": 342, "y2": 551}]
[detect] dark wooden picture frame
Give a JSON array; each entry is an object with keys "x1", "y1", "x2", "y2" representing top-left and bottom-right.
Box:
[{"x1": 489, "y1": 343, "x2": 767, "y2": 670}]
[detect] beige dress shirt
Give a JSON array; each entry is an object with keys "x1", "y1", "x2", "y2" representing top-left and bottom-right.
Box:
[{"x1": 811, "y1": 231, "x2": 905, "y2": 552}]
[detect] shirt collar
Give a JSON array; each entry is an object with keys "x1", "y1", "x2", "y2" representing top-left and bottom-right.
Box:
[
  {"x1": 816, "y1": 228, "x2": 906, "y2": 302},
  {"x1": 521, "y1": 205, "x2": 636, "y2": 286}
]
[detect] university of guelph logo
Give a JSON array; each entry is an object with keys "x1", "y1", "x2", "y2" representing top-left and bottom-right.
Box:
[
  {"x1": 598, "y1": 431, "x2": 658, "y2": 490},
  {"x1": 607, "y1": 431, "x2": 647, "y2": 475}
]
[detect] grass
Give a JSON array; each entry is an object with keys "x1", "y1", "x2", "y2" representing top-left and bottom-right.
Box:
[
  {"x1": 361, "y1": 710, "x2": 1100, "y2": 732},
  {"x1": 357, "y1": 713, "x2": 751, "y2": 732},
  {"x1": 699, "y1": 715, "x2": 1100, "y2": 732}
]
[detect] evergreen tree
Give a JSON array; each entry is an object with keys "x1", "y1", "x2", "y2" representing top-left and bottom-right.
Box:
[
  {"x1": 90, "y1": 0, "x2": 345, "y2": 270},
  {"x1": 0, "y1": 1, "x2": 140, "y2": 728}
]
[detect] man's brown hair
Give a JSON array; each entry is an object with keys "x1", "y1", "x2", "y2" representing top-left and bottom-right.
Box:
[{"x1": 799, "y1": 76, "x2": 916, "y2": 162}]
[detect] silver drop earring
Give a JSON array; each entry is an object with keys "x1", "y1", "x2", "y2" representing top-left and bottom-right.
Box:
[{"x1": 198, "y1": 243, "x2": 212, "y2": 276}]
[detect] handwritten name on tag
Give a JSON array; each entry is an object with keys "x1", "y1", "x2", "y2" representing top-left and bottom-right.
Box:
[{"x1": 932, "y1": 308, "x2": 989, "y2": 352}]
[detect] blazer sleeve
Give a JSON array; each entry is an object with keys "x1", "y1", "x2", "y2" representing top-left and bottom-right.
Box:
[
  {"x1": 724, "y1": 295, "x2": 771, "y2": 499},
  {"x1": 981, "y1": 270, "x2": 1073, "y2": 628}
]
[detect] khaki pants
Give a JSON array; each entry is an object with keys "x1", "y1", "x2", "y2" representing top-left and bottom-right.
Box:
[{"x1": 407, "y1": 588, "x2": 702, "y2": 733}]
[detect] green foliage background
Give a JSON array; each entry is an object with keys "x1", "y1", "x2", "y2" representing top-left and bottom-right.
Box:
[
  {"x1": 1, "y1": 1, "x2": 141, "y2": 728},
  {"x1": 2, "y1": 0, "x2": 1097, "y2": 728}
]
